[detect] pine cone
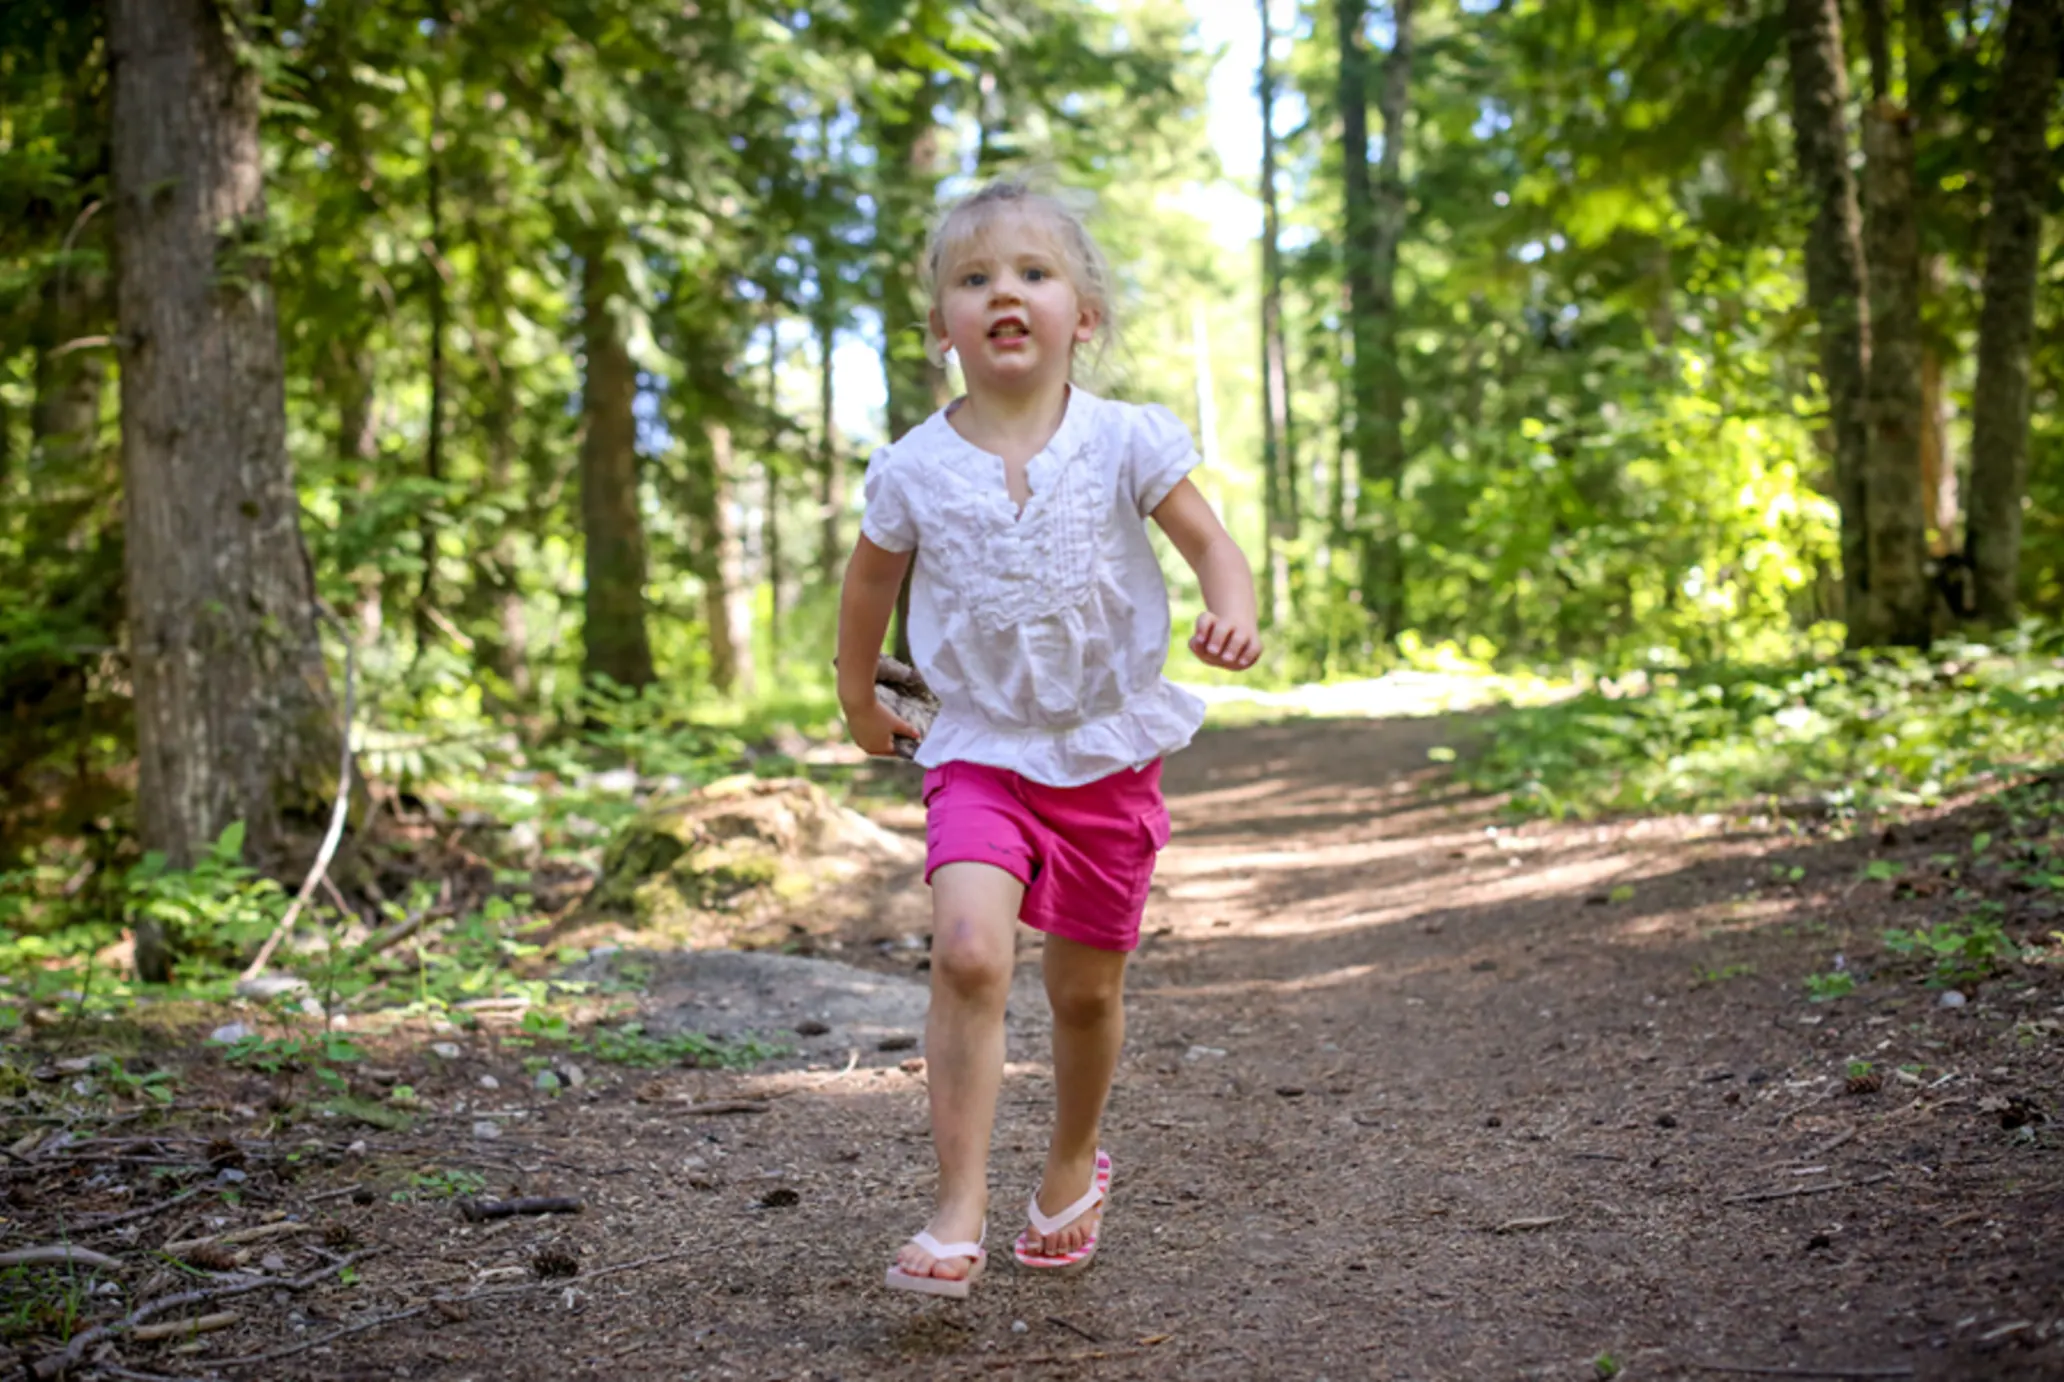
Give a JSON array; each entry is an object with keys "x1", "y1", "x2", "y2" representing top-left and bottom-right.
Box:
[
  {"x1": 1846, "y1": 1071, "x2": 1884, "y2": 1096},
  {"x1": 182, "y1": 1243, "x2": 238, "y2": 1272},
  {"x1": 874, "y1": 656, "x2": 940, "y2": 761}
]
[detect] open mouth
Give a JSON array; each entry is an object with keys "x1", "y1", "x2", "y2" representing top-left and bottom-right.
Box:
[{"x1": 988, "y1": 317, "x2": 1030, "y2": 341}]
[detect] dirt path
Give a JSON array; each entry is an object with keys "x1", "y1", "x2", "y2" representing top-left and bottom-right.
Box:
[{"x1": 17, "y1": 717, "x2": 2061, "y2": 1381}]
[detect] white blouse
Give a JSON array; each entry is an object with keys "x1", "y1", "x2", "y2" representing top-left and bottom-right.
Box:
[{"x1": 859, "y1": 388, "x2": 1207, "y2": 788}]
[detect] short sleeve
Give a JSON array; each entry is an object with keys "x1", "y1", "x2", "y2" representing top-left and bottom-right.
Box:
[
  {"x1": 1127, "y1": 403, "x2": 1201, "y2": 517},
  {"x1": 859, "y1": 447, "x2": 917, "y2": 553}
]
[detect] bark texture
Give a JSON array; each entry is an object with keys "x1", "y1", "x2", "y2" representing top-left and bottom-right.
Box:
[
  {"x1": 1859, "y1": 0, "x2": 1932, "y2": 647},
  {"x1": 1259, "y1": 0, "x2": 1296, "y2": 629},
  {"x1": 108, "y1": 0, "x2": 343, "y2": 976},
  {"x1": 1337, "y1": 0, "x2": 1413, "y2": 642},
  {"x1": 577, "y1": 235, "x2": 656, "y2": 691},
  {"x1": 1784, "y1": 0, "x2": 1874, "y2": 646},
  {"x1": 689, "y1": 422, "x2": 754, "y2": 697},
  {"x1": 1965, "y1": 0, "x2": 2062, "y2": 627}
]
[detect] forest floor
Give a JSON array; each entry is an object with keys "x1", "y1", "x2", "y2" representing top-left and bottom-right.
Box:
[{"x1": 6, "y1": 713, "x2": 2063, "y2": 1381}]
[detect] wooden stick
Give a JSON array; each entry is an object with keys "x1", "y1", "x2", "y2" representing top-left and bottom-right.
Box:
[
  {"x1": 30, "y1": 1249, "x2": 376, "y2": 1379},
  {"x1": 685, "y1": 1100, "x2": 771, "y2": 1116},
  {"x1": 241, "y1": 611, "x2": 356, "y2": 982},
  {"x1": 76, "y1": 1186, "x2": 205, "y2": 1232},
  {"x1": 455, "y1": 1196, "x2": 584, "y2": 1223},
  {"x1": 162, "y1": 1221, "x2": 318, "y2": 1256},
  {"x1": 1723, "y1": 1172, "x2": 1893, "y2": 1205},
  {"x1": 204, "y1": 1245, "x2": 700, "y2": 1370},
  {"x1": 0, "y1": 1246, "x2": 124, "y2": 1272},
  {"x1": 1492, "y1": 1214, "x2": 1569, "y2": 1233},
  {"x1": 128, "y1": 1312, "x2": 239, "y2": 1343},
  {"x1": 1689, "y1": 1364, "x2": 1913, "y2": 1379},
  {"x1": 1047, "y1": 1315, "x2": 1103, "y2": 1344},
  {"x1": 301, "y1": 1184, "x2": 364, "y2": 1205}
]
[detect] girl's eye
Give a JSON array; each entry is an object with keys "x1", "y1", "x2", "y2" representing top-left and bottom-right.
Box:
[
  {"x1": 962, "y1": 273, "x2": 987, "y2": 287},
  {"x1": 1024, "y1": 268, "x2": 1047, "y2": 282}
]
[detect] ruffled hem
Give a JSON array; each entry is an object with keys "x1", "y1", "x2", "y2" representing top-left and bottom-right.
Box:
[{"x1": 913, "y1": 680, "x2": 1207, "y2": 788}]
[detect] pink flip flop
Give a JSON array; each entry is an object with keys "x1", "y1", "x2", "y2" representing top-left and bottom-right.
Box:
[
  {"x1": 884, "y1": 1227, "x2": 987, "y2": 1299},
  {"x1": 1013, "y1": 1149, "x2": 1111, "y2": 1273}
]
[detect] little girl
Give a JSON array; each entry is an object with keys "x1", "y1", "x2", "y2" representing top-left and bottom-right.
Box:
[{"x1": 835, "y1": 180, "x2": 1260, "y2": 1297}]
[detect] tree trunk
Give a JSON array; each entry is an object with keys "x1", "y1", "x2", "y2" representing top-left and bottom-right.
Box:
[
  {"x1": 1965, "y1": 0, "x2": 2061, "y2": 628},
  {"x1": 877, "y1": 99, "x2": 950, "y2": 444},
  {"x1": 108, "y1": 0, "x2": 344, "y2": 980},
  {"x1": 1783, "y1": 0, "x2": 1875, "y2": 646},
  {"x1": 415, "y1": 90, "x2": 448, "y2": 662},
  {"x1": 1337, "y1": 0, "x2": 1413, "y2": 643},
  {"x1": 332, "y1": 343, "x2": 384, "y2": 645},
  {"x1": 763, "y1": 322, "x2": 784, "y2": 668},
  {"x1": 577, "y1": 235, "x2": 656, "y2": 691},
  {"x1": 690, "y1": 422, "x2": 754, "y2": 697},
  {"x1": 1258, "y1": 0, "x2": 1296, "y2": 630},
  {"x1": 469, "y1": 253, "x2": 532, "y2": 702},
  {"x1": 1858, "y1": 0, "x2": 1932, "y2": 647},
  {"x1": 816, "y1": 268, "x2": 844, "y2": 584}
]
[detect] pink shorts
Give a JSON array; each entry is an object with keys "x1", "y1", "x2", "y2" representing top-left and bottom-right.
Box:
[{"x1": 922, "y1": 759, "x2": 1172, "y2": 953}]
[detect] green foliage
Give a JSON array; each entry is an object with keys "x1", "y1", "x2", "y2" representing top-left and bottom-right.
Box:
[
  {"x1": 1883, "y1": 912, "x2": 2020, "y2": 987},
  {"x1": 577, "y1": 1021, "x2": 780, "y2": 1070},
  {"x1": 1469, "y1": 640, "x2": 2064, "y2": 819},
  {"x1": 393, "y1": 1167, "x2": 488, "y2": 1203},
  {"x1": 1803, "y1": 970, "x2": 1856, "y2": 1002},
  {"x1": 124, "y1": 823, "x2": 288, "y2": 970}
]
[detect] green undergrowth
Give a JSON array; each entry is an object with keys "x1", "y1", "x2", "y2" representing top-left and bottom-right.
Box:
[{"x1": 1467, "y1": 634, "x2": 2064, "y2": 821}]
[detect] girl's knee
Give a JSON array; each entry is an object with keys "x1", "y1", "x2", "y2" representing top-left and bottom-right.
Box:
[
  {"x1": 930, "y1": 921, "x2": 1012, "y2": 997},
  {"x1": 1047, "y1": 977, "x2": 1123, "y2": 1029}
]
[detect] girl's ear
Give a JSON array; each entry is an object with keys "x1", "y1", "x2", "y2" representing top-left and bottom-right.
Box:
[
  {"x1": 1074, "y1": 303, "x2": 1101, "y2": 345},
  {"x1": 928, "y1": 306, "x2": 951, "y2": 351}
]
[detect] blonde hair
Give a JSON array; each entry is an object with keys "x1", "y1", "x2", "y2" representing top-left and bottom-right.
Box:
[{"x1": 923, "y1": 179, "x2": 1119, "y2": 375}]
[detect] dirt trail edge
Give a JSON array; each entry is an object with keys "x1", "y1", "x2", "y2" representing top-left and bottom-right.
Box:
[{"x1": 46, "y1": 717, "x2": 2064, "y2": 1381}]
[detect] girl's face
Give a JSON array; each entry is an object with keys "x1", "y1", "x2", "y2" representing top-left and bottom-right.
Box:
[{"x1": 930, "y1": 216, "x2": 1099, "y2": 396}]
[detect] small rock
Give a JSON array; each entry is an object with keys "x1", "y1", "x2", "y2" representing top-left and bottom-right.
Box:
[
  {"x1": 758, "y1": 1187, "x2": 800, "y2": 1209},
  {"x1": 209, "y1": 1022, "x2": 256, "y2": 1045},
  {"x1": 1275, "y1": 1086, "x2": 1306, "y2": 1099},
  {"x1": 216, "y1": 1168, "x2": 248, "y2": 1186},
  {"x1": 1938, "y1": 990, "x2": 1967, "y2": 1009},
  {"x1": 345, "y1": 1140, "x2": 368, "y2": 1158},
  {"x1": 535, "y1": 1070, "x2": 562, "y2": 1093},
  {"x1": 557, "y1": 1063, "x2": 586, "y2": 1089},
  {"x1": 1012, "y1": 1321, "x2": 1029, "y2": 1334},
  {"x1": 431, "y1": 1042, "x2": 463, "y2": 1060},
  {"x1": 877, "y1": 1034, "x2": 918, "y2": 1053},
  {"x1": 1183, "y1": 1045, "x2": 1227, "y2": 1061},
  {"x1": 471, "y1": 1120, "x2": 502, "y2": 1141},
  {"x1": 478, "y1": 1075, "x2": 500, "y2": 1090},
  {"x1": 260, "y1": 1252, "x2": 287, "y2": 1273},
  {"x1": 236, "y1": 975, "x2": 312, "y2": 1003},
  {"x1": 795, "y1": 1020, "x2": 830, "y2": 1038}
]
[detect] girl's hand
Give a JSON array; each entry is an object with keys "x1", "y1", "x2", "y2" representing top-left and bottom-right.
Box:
[
  {"x1": 842, "y1": 697, "x2": 922, "y2": 757},
  {"x1": 1189, "y1": 610, "x2": 1260, "y2": 671}
]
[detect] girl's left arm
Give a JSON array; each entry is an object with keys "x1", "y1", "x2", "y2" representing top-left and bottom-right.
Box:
[{"x1": 1150, "y1": 479, "x2": 1261, "y2": 671}]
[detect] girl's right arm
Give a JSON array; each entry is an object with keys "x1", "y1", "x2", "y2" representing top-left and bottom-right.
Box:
[{"x1": 836, "y1": 535, "x2": 920, "y2": 756}]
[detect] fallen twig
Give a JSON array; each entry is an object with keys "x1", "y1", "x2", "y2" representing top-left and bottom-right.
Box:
[
  {"x1": 162, "y1": 1221, "x2": 318, "y2": 1256},
  {"x1": 685, "y1": 1100, "x2": 771, "y2": 1116},
  {"x1": 1492, "y1": 1215, "x2": 1569, "y2": 1234},
  {"x1": 456, "y1": 1196, "x2": 584, "y2": 1223},
  {"x1": 1047, "y1": 1316, "x2": 1103, "y2": 1344},
  {"x1": 1689, "y1": 1364, "x2": 1913, "y2": 1379},
  {"x1": 31, "y1": 1249, "x2": 376, "y2": 1379},
  {"x1": 128, "y1": 1312, "x2": 239, "y2": 1343},
  {"x1": 1723, "y1": 1172, "x2": 1893, "y2": 1206},
  {"x1": 0, "y1": 1246, "x2": 124, "y2": 1273},
  {"x1": 1805, "y1": 1127, "x2": 1857, "y2": 1158},
  {"x1": 76, "y1": 1187, "x2": 206, "y2": 1232},
  {"x1": 241, "y1": 608, "x2": 356, "y2": 983},
  {"x1": 204, "y1": 1245, "x2": 698, "y2": 1370},
  {"x1": 301, "y1": 1184, "x2": 365, "y2": 1205}
]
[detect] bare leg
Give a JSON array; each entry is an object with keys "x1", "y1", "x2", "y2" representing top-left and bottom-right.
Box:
[
  {"x1": 892, "y1": 862, "x2": 1021, "y2": 1281},
  {"x1": 1029, "y1": 933, "x2": 1129, "y2": 1255}
]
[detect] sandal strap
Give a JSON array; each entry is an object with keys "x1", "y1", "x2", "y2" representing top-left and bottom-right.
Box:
[
  {"x1": 909, "y1": 1229, "x2": 984, "y2": 1261},
  {"x1": 1025, "y1": 1151, "x2": 1110, "y2": 1238}
]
